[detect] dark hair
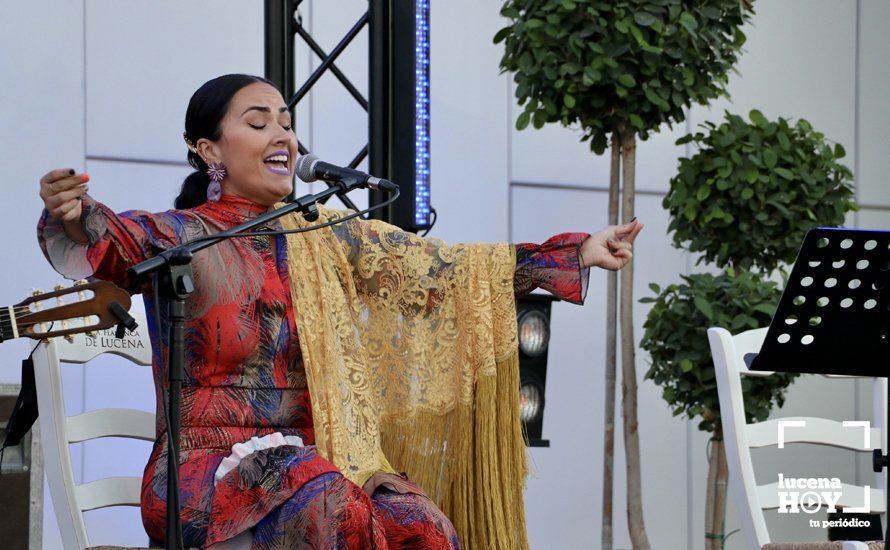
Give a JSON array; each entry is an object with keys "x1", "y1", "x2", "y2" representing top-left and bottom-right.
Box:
[{"x1": 174, "y1": 74, "x2": 276, "y2": 209}]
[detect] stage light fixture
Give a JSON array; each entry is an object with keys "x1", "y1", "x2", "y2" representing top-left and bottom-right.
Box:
[
  {"x1": 517, "y1": 294, "x2": 558, "y2": 447},
  {"x1": 518, "y1": 309, "x2": 549, "y2": 357},
  {"x1": 519, "y1": 372, "x2": 545, "y2": 424}
]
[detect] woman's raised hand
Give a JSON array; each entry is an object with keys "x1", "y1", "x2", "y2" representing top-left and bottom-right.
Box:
[
  {"x1": 580, "y1": 219, "x2": 644, "y2": 271},
  {"x1": 40, "y1": 169, "x2": 89, "y2": 222}
]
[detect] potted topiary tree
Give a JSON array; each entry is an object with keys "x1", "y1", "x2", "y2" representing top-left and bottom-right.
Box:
[
  {"x1": 495, "y1": 2, "x2": 754, "y2": 547},
  {"x1": 641, "y1": 109, "x2": 857, "y2": 549}
]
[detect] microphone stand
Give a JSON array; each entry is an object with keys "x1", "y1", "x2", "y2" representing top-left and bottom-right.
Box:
[{"x1": 127, "y1": 179, "x2": 361, "y2": 549}]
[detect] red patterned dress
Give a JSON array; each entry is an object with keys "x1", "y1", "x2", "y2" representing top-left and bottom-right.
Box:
[{"x1": 38, "y1": 193, "x2": 589, "y2": 549}]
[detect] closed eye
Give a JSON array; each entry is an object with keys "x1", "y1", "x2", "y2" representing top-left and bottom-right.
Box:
[{"x1": 249, "y1": 123, "x2": 292, "y2": 131}]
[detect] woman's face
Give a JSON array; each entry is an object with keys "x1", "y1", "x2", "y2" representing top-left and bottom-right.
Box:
[{"x1": 198, "y1": 82, "x2": 298, "y2": 206}]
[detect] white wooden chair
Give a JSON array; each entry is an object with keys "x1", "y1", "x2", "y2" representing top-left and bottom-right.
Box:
[
  {"x1": 708, "y1": 327, "x2": 887, "y2": 550},
  {"x1": 32, "y1": 297, "x2": 155, "y2": 550}
]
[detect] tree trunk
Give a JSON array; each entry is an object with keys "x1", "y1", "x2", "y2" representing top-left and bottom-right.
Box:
[
  {"x1": 714, "y1": 437, "x2": 729, "y2": 549},
  {"x1": 601, "y1": 132, "x2": 621, "y2": 550},
  {"x1": 705, "y1": 433, "x2": 729, "y2": 550},
  {"x1": 704, "y1": 437, "x2": 718, "y2": 550},
  {"x1": 620, "y1": 132, "x2": 651, "y2": 549}
]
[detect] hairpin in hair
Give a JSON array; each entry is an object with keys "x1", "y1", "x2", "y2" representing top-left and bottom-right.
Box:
[{"x1": 183, "y1": 132, "x2": 198, "y2": 154}]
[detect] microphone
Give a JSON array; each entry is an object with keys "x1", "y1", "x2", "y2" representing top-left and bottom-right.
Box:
[{"x1": 296, "y1": 154, "x2": 398, "y2": 192}]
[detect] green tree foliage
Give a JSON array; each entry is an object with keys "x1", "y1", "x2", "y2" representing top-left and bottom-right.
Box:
[
  {"x1": 495, "y1": 0, "x2": 752, "y2": 152},
  {"x1": 640, "y1": 271, "x2": 798, "y2": 432},
  {"x1": 665, "y1": 110, "x2": 857, "y2": 272},
  {"x1": 642, "y1": 110, "x2": 857, "y2": 434}
]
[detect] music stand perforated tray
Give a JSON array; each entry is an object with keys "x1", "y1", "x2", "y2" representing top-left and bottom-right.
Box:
[{"x1": 751, "y1": 227, "x2": 889, "y2": 378}]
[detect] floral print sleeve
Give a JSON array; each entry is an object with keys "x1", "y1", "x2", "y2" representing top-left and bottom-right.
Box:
[
  {"x1": 37, "y1": 194, "x2": 192, "y2": 288},
  {"x1": 513, "y1": 232, "x2": 591, "y2": 305}
]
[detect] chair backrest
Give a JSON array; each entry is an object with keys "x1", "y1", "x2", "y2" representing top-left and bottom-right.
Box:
[
  {"x1": 708, "y1": 326, "x2": 887, "y2": 549},
  {"x1": 32, "y1": 297, "x2": 154, "y2": 550}
]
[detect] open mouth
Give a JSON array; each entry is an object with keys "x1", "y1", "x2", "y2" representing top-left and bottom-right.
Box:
[{"x1": 263, "y1": 151, "x2": 290, "y2": 174}]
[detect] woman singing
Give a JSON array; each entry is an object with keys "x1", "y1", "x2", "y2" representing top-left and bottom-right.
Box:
[{"x1": 37, "y1": 74, "x2": 641, "y2": 549}]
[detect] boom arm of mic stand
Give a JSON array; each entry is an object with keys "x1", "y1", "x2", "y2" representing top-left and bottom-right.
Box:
[
  {"x1": 318, "y1": 179, "x2": 365, "y2": 214},
  {"x1": 128, "y1": 182, "x2": 349, "y2": 280}
]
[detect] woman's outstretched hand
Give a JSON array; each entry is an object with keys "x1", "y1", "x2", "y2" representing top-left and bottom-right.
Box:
[
  {"x1": 39, "y1": 168, "x2": 90, "y2": 243},
  {"x1": 40, "y1": 168, "x2": 90, "y2": 222},
  {"x1": 580, "y1": 219, "x2": 644, "y2": 271}
]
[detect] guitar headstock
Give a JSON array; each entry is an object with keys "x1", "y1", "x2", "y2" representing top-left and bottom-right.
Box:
[{"x1": 2, "y1": 280, "x2": 132, "y2": 341}]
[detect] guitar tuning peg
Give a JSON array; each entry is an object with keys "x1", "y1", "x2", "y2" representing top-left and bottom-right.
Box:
[
  {"x1": 30, "y1": 289, "x2": 48, "y2": 333},
  {"x1": 76, "y1": 283, "x2": 88, "y2": 303},
  {"x1": 54, "y1": 285, "x2": 70, "y2": 335},
  {"x1": 79, "y1": 314, "x2": 97, "y2": 339}
]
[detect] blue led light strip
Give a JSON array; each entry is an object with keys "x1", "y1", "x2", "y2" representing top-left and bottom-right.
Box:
[{"x1": 414, "y1": 0, "x2": 431, "y2": 226}]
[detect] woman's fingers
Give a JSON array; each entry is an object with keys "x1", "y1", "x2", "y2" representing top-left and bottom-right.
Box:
[
  {"x1": 60, "y1": 203, "x2": 83, "y2": 222},
  {"x1": 607, "y1": 240, "x2": 633, "y2": 252},
  {"x1": 600, "y1": 250, "x2": 633, "y2": 271},
  {"x1": 50, "y1": 199, "x2": 81, "y2": 221},
  {"x1": 614, "y1": 220, "x2": 643, "y2": 243},
  {"x1": 606, "y1": 250, "x2": 632, "y2": 269},
  {"x1": 55, "y1": 173, "x2": 89, "y2": 193},
  {"x1": 40, "y1": 171, "x2": 88, "y2": 198},
  {"x1": 45, "y1": 184, "x2": 88, "y2": 209},
  {"x1": 52, "y1": 198, "x2": 79, "y2": 216},
  {"x1": 588, "y1": 221, "x2": 641, "y2": 270},
  {"x1": 39, "y1": 168, "x2": 76, "y2": 185}
]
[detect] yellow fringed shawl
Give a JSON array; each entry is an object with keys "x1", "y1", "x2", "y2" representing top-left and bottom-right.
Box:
[{"x1": 279, "y1": 204, "x2": 529, "y2": 549}]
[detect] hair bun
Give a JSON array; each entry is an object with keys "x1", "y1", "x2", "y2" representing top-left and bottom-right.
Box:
[{"x1": 175, "y1": 170, "x2": 211, "y2": 209}]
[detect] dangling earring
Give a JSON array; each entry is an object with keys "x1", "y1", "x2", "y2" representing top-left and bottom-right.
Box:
[{"x1": 206, "y1": 161, "x2": 226, "y2": 202}]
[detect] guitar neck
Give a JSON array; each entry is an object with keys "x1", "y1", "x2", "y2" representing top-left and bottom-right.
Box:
[{"x1": 0, "y1": 281, "x2": 132, "y2": 342}]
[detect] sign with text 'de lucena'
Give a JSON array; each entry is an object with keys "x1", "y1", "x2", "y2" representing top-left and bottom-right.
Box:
[{"x1": 53, "y1": 323, "x2": 152, "y2": 365}]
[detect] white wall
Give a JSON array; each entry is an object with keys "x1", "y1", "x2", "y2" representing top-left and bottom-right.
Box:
[
  {"x1": 1, "y1": 2, "x2": 87, "y2": 548},
  {"x1": 1, "y1": 1, "x2": 885, "y2": 548}
]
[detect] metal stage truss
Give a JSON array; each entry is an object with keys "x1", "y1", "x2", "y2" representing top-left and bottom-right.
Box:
[{"x1": 264, "y1": 0, "x2": 432, "y2": 232}]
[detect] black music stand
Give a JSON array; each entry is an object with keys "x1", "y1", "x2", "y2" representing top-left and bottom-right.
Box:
[{"x1": 749, "y1": 227, "x2": 889, "y2": 546}]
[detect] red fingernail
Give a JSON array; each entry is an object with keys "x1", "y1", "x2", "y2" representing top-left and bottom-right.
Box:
[{"x1": 80, "y1": 173, "x2": 90, "y2": 182}]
